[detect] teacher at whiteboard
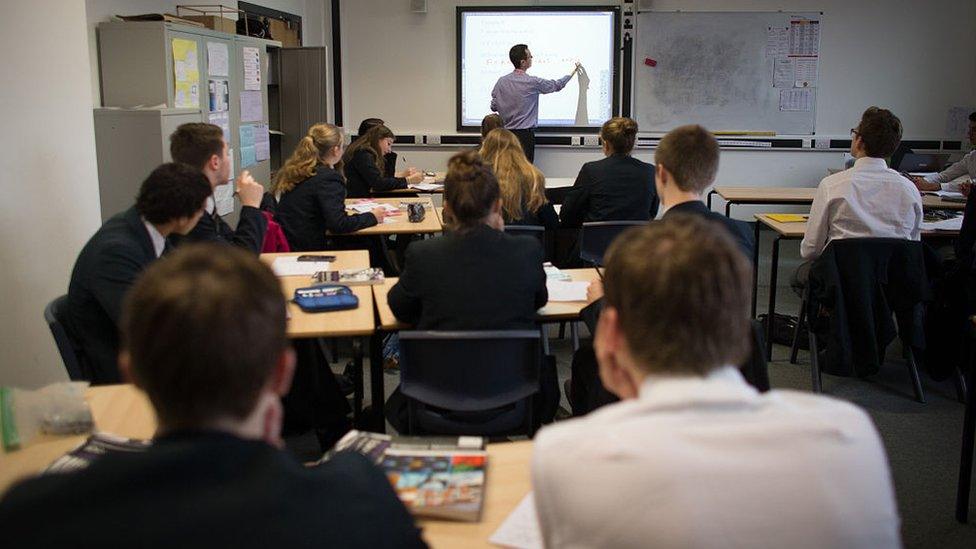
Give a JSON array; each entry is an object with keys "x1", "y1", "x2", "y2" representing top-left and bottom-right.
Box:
[{"x1": 491, "y1": 44, "x2": 579, "y2": 162}]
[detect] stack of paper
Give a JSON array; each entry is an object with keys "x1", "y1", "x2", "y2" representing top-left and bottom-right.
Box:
[
  {"x1": 921, "y1": 217, "x2": 964, "y2": 231},
  {"x1": 490, "y1": 493, "x2": 543, "y2": 549},
  {"x1": 348, "y1": 202, "x2": 401, "y2": 214},
  {"x1": 409, "y1": 183, "x2": 443, "y2": 191},
  {"x1": 546, "y1": 280, "x2": 589, "y2": 302},
  {"x1": 271, "y1": 257, "x2": 330, "y2": 276}
]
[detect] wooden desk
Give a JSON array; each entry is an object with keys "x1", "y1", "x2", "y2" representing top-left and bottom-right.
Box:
[
  {"x1": 0, "y1": 384, "x2": 535, "y2": 549},
  {"x1": 372, "y1": 269, "x2": 600, "y2": 331},
  {"x1": 709, "y1": 186, "x2": 965, "y2": 216},
  {"x1": 344, "y1": 197, "x2": 442, "y2": 235},
  {"x1": 260, "y1": 251, "x2": 375, "y2": 338},
  {"x1": 0, "y1": 384, "x2": 156, "y2": 495},
  {"x1": 754, "y1": 214, "x2": 961, "y2": 357}
]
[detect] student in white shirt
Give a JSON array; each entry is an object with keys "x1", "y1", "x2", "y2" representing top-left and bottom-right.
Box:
[
  {"x1": 911, "y1": 110, "x2": 976, "y2": 194},
  {"x1": 531, "y1": 216, "x2": 901, "y2": 549},
  {"x1": 801, "y1": 106, "x2": 922, "y2": 261}
]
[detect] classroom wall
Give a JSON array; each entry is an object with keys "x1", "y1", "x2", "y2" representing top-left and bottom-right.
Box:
[
  {"x1": 0, "y1": 2, "x2": 102, "y2": 388},
  {"x1": 85, "y1": 0, "x2": 330, "y2": 106},
  {"x1": 338, "y1": 0, "x2": 976, "y2": 206}
]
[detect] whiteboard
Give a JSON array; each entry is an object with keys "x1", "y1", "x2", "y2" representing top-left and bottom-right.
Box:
[{"x1": 634, "y1": 12, "x2": 821, "y2": 135}]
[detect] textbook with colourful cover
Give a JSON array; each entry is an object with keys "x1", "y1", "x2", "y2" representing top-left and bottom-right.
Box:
[
  {"x1": 44, "y1": 433, "x2": 150, "y2": 474},
  {"x1": 323, "y1": 430, "x2": 487, "y2": 522},
  {"x1": 311, "y1": 268, "x2": 385, "y2": 286}
]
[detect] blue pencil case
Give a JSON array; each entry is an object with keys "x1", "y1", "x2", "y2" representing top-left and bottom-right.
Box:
[{"x1": 293, "y1": 285, "x2": 359, "y2": 312}]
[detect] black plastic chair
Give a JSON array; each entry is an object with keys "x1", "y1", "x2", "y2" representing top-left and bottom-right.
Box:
[
  {"x1": 43, "y1": 295, "x2": 87, "y2": 381},
  {"x1": 791, "y1": 239, "x2": 927, "y2": 402},
  {"x1": 579, "y1": 221, "x2": 647, "y2": 266},
  {"x1": 398, "y1": 330, "x2": 541, "y2": 437},
  {"x1": 504, "y1": 224, "x2": 545, "y2": 248}
]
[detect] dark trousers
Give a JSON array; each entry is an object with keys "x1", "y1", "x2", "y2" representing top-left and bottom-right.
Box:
[{"x1": 511, "y1": 128, "x2": 536, "y2": 163}]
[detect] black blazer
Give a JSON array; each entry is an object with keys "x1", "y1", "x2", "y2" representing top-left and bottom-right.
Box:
[
  {"x1": 508, "y1": 202, "x2": 560, "y2": 231},
  {"x1": 389, "y1": 225, "x2": 547, "y2": 329},
  {"x1": 664, "y1": 200, "x2": 755, "y2": 258},
  {"x1": 276, "y1": 166, "x2": 377, "y2": 251},
  {"x1": 560, "y1": 154, "x2": 659, "y2": 228},
  {"x1": 0, "y1": 432, "x2": 426, "y2": 548},
  {"x1": 66, "y1": 207, "x2": 160, "y2": 384},
  {"x1": 345, "y1": 149, "x2": 408, "y2": 198},
  {"x1": 170, "y1": 205, "x2": 268, "y2": 254}
]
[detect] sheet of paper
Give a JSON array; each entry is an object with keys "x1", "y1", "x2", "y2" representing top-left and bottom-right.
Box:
[
  {"x1": 489, "y1": 493, "x2": 543, "y2": 549},
  {"x1": 208, "y1": 111, "x2": 231, "y2": 144},
  {"x1": 271, "y1": 257, "x2": 331, "y2": 277},
  {"x1": 765, "y1": 26, "x2": 789, "y2": 58},
  {"x1": 213, "y1": 181, "x2": 235, "y2": 216},
  {"x1": 772, "y1": 58, "x2": 795, "y2": 88},
  {"x1": 779, "y1": 89, "x2": 814, "y2": 112},
  {"x1": 788, "y1": 18, "x2": 820, "y2": 57},
  {"x1": 794, "y1": 58, "x2": 818, "y2": 87},
  {"x1": 928, "y1": 190, "x2": 965, "y2": 199},
  {"x1": 240, "y1": 125, "x2": 257, "y2": 167},
  {"x1": 408, "y1": 183, "x2": 443, "y2": 191},
  {"x1": 171, "y1": 38, "x2": 199, "y2": 108},
  {"x1": 240, "y1": 90, "x2": 263, "y2": 122},
  {"x1": 206, "y1": 42, "x2": 229, "y2": 77},
  {"x1": 254, "y1": 124, "x2": 271, "y2": 161},
  {"x1": 921, "y1": 216, "x2": 963, "y2": 231},
  {"x1": 946, "y1": 106, "x2": 976, "y2": 137},
  {"x1": 242, "y1": 46, "x2": 262, "y2": 90},
  {"x1": 208, "y1": 79, "x2": 229, "y2": 112},
  {"x1": 546, "y1": 280, "x2": 589, "y2": 302},
  {"x1": 348, "y1": 202, "x2": 400, "y2": 214}
]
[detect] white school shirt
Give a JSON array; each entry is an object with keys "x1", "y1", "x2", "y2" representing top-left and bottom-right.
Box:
[
  {"x1": 800, "y1": 156, "x2": 922, "y2": 260},
  {"x1": 142, "y1": 218, "x2": 166, "y2": 258},
  {"x1": 923, "y1": 149, "x2": 976, "y2": 191},
  {"x1": 531, "y1": 366, "x2": 901, "y2": 549}
]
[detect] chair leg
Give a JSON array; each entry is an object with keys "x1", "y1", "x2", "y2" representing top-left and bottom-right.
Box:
[
  {"x1": 558, "y1": 322, "x2": 566, "y2": 340},
  {"x1": 809, "y1": 329, "x2": 822, "y2": 393},
  {"x1": 957, "y1": 337, "x2": 976, "y2": 523},
  {"x1": 904, "y1": 346, "x2": 926, "y2": 404},
  {"x1": 790, "y1": 300, "x2": 807, "y2": 364},
  {"x1": 541, "y1": 325, "x2": 551, "y2": 356},
  {"x1": 570, "y1": 322, "x2": 580, "y2": 352},
  {"x1": 955, "y1": 366, "x2": 968, "y2": 404}
]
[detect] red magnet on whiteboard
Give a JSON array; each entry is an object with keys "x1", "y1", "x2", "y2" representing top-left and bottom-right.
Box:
[{"x1": 644, "y1": 58, "x2": 657, "y2": 67}]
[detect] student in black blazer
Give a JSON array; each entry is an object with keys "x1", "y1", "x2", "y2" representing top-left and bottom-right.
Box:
[
  {"x1": 385, "y1": 151, "x2": 549, "y2": 430},
  {"x1": 168, "y1": 123, "x2": 268, "y2": 253},
  {"x1": 273, "y1": 123, "x2": 386, "y2": 251},
  {"x1": 0, "y1": 246, "x2": 425, "y2": 548},
  {"x1": 357, "y1": 117, "x2": 403, "y2": 177},
  {"x1": 342, "y1": 125, "x2": 423, "y2": 197},
  {"x1": 569, "y1": 125, "x2": 757, "y2": 415},
  {"x1": 66, "y1": 163, "x2": 211, "y2": 384},
  {"x1": 560, "y1": 117, "x2": 659, "y2": 227},
  {"x1": 480, "y1": 128, "x2": 559, "y2": 231}
]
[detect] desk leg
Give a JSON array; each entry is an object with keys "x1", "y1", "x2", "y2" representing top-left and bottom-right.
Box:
[
  {"x1": 725, "y1": 201, "x2": 733, "y2": 218},
  {"x1": 368, "y1": 333, "x2": 386, "y2": 433},
  {"x1": 570, "y1": 322, "x2": 579, "y2": 351},
  {"x1": 765, "y1": 236, "x2": 781, "y2": 359},
  {"x1": 706, "y1": 190, "x2": 716, "y2": 210},
  {"x1": 752, "y1": 221, "x2": 761, "y2": 318},
  {"x1": 351, "y1": 338, "x2": 365, "y2": 423},
  {"x1": 541, "y1": 325, "x2": 551, "y2": 356}
]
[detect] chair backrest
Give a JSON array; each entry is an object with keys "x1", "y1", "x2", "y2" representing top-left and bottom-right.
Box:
[
  {"x1": 43, "y1": 295, "x2": 87, "y2": 381},
  {"x1": 579, "y1": 221, "x2": 648, "y2": 266},
  {"x1": 504, "y1": 225, "x2": 545, "y2": 248}
]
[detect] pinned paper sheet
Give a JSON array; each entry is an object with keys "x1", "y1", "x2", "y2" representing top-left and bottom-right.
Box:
[
  {"x1": 254, "y1": 124, "x2": 271, "y2": 161},
  {"x1": 271, "y1": 257, "x2": 331, "y2": 277},
  {"x1": 171, "y1": 38, "x2": 199, "y2": 108},
  {"x1": 794, "y1": 58, "x2": 818, "y2": 87},
  {"x1": 240, "y1": 125, "x2": 257, "y2": 167},
  {"x1": 207, "y1": 41, "x2": 229, "y2": 77},
  {"x1": 240, "y1": 90, "x2": 263, "y2": 122},
  {"x1": 765, "y1": 26, "x2": 788, "y2": 58},
  {"x1": 208, "y1": 111, "x2": 230, "y2": 143},
  {"x1": 490, "y1": 493, "x2": 543, "y2": 549},
  {"x1": 546, "y1": 280, "x2": 589, "y2": 302},
  {"x1": 779, "y1": 89, "x2": 813, "y2": 112},
  {"x1": 242, "y1": 46, "x2": 261, "y2": 90},
  {"x1": 772, "y1": 58, "x2": 795, "y2": 88}
]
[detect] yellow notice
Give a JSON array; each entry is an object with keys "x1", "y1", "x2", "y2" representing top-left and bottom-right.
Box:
[
  {"x1": 171, "y1": 38, "x2": 200, "y2": 108},
  {"x1": 766, "y1": 214, "x2": 809, "y2": 223}
]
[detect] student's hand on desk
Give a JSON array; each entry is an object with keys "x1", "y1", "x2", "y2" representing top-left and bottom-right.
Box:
[
  {"x1": 961, "y1": 182, "x2": 973, "y2": 197},
  {"x1": 371, "y1": 207, "x2": 387, "y2": 223},
  {"x1": 586, "y1": 280, "x2": 604, "y2": 304},
  {"x1": 405, "y1": 172, "x2": 424, "y2": 185},
  {"x1": 909, "y1": 175, "x2": 941, "y2": 192},
  {"x1": 235, "y1": 170, "x2": 265, "y2": 208}
]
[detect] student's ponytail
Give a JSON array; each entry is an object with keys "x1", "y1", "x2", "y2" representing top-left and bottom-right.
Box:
[
  {"x1": 443, "y1": 150, "x2": 500, "y2": 232},
  {"x1": 272, "y1": 124, "x2": 344, "y2": 194}
]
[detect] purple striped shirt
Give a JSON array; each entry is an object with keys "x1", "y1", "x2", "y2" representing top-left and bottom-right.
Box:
[{"x1": 490, "y1": 70, "x2": 573, "y2": 130}]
